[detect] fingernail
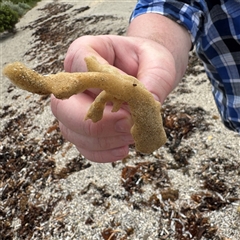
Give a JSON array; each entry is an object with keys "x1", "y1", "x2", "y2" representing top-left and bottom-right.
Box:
[
  {"x1": 152, "y1": 93, "x2": 161, "y2": 102},
  {"x1": 115, "y1": 118, "x2": 132, "y2": 133}
]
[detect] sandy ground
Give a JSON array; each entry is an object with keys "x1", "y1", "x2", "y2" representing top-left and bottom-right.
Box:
[{"x1": 1, "y1": 1, "x2": 240, "y2": 239}]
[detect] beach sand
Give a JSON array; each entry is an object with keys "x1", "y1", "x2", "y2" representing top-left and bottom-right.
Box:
[{"x1": 1, "y1": 1, "x2": 240, "y2": 239}]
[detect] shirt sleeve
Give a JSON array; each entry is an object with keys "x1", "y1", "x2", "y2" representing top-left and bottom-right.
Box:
[{"x1": 130, "y1": 0, "x2": 205, "y2": 45}]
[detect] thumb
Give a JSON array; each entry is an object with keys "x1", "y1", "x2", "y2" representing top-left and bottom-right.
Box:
[{"x1": 136, "y1": 42, "x2": 177, "y2": 104}]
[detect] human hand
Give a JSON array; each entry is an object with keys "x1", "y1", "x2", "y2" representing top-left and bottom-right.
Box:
[{"x1": 51, "y1": 35, "x2": 177, "y2": 162}]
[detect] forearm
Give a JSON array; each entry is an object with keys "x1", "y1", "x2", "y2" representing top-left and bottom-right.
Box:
[{"x1": 127, "y1": 13, "x2": 192, "y2": 88}]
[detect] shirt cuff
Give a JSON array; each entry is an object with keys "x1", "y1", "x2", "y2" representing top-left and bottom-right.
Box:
[{"x1": 130, "y1": 0, "x2": 204, "y2": 45}]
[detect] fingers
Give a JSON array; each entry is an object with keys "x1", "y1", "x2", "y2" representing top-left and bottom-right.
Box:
[
  {"x1": 76, "y1": 145, "x2": 130, "y2": 163},
  {"x1": 51, "y1": 93, "x2": 132, "y2": 136},
  {"x1": 64, "y1": 35, "x2": 139, "y2": 75},
  {"x1": 60, "y1": 123, "x2": 132, "y2": 163},
  {"x1": 51, "y1": 94, "x2": 134, "y2": 162},
  {"x1": 64, "y1": 35, "x2": 113, "y2": 73},
  {"x1": 59, "y1": 122, "x2": 134, "y2": 151}
]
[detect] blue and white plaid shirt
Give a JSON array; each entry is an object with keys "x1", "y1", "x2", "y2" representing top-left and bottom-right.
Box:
[{"x1": 131, "y1": 0, "x2": 240, "y2": 133}]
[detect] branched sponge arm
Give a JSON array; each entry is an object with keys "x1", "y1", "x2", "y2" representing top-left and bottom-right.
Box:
[{"x1": 3, "y1": 56, "x2": 167, "y2": 153}]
